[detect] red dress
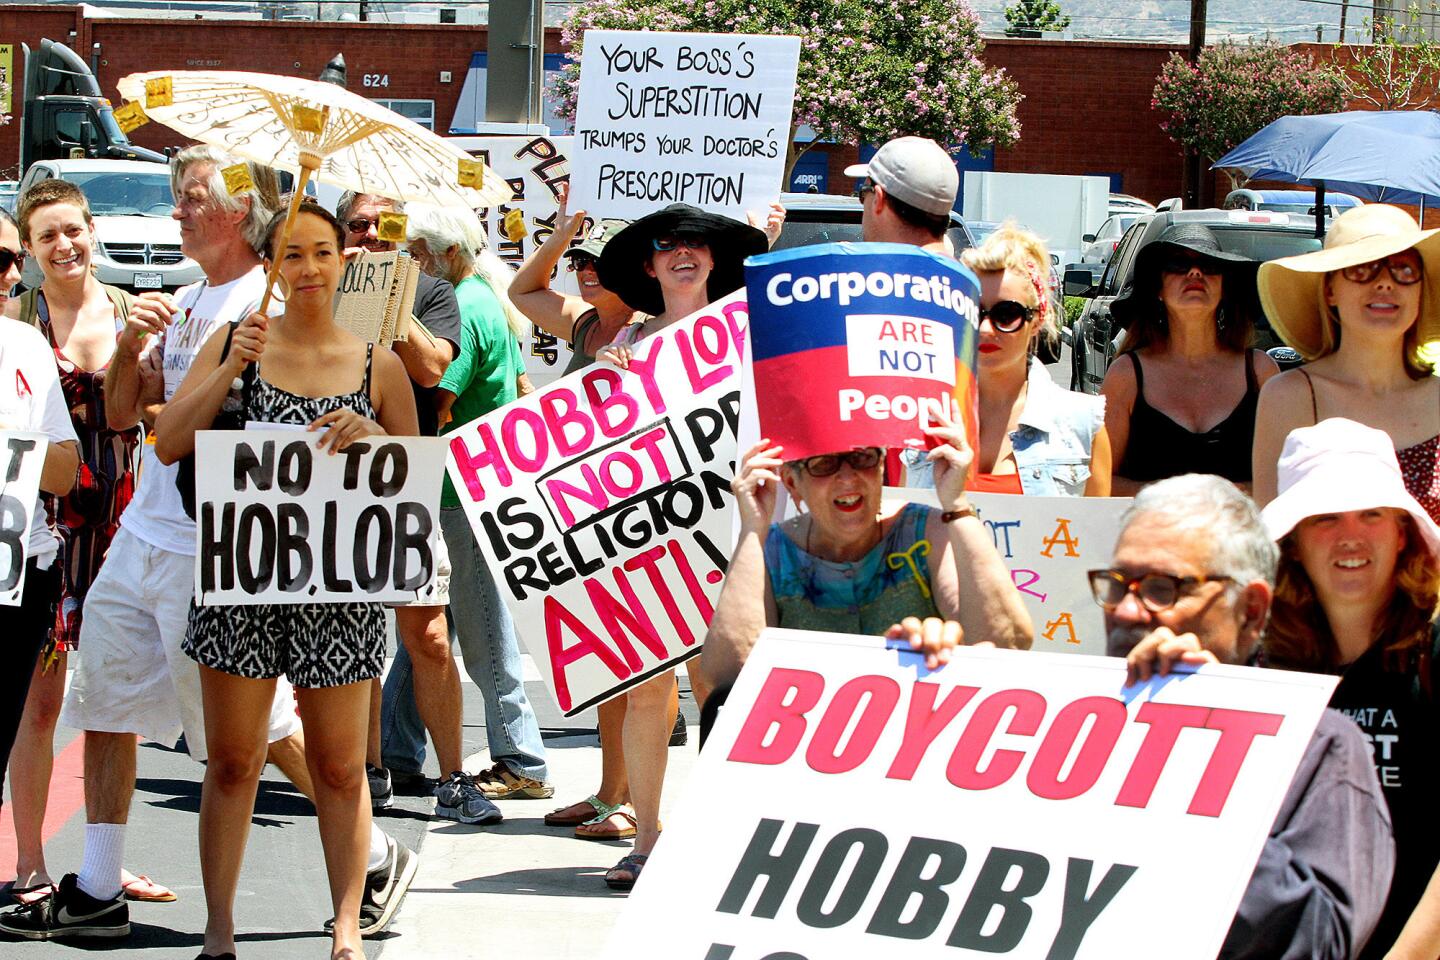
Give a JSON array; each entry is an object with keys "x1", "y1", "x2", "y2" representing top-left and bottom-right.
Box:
[
  {"x1": 966, "y1": 471, "x2": 1025, "y2": 495},
  {"x1": 1397, "y1": 434, "x2": 1440, "y2": 524}
]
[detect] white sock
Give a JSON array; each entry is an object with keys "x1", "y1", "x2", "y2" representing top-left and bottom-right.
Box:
[
  {"x1": 77, "y1": 823, "x2": 126, "y2": 901},
  {"x1": 367, "y1": 825, "x2": 389, "y2": 872}
]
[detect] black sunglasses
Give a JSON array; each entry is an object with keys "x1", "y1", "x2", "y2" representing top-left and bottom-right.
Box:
[
  {"x1": 567, "y1": 253, "x2": 599, "y2": 272},
  {"x1": 856, "y1": 180, "x2": 877, "y2": 202},
  {"x1": 0, "y1": 249, "x2": 26, "y2": 273},
  {"x1": 979, "y1": 300, "x2": 1034, "y2": 333},
  {"x1": 794, "y1": 448, "x2": 882, "y2": 477},
  {"x1": 1341, "y1": 256, "x2": 1422, "y2": 286},
  {"x1": 1160, "y1": 255, "x2": 1223, "y2": 276},
  {"x1": 652, "y1": 232, "x2": 708, "y2": 252},
  {"x1": 344, "y1": 217, "x2": 378, "y2": 234}
]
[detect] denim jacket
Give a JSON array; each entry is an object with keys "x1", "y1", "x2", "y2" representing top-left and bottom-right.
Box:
[{"x1": 904, "y1": 359, "x2": 1105, "y2": 497}]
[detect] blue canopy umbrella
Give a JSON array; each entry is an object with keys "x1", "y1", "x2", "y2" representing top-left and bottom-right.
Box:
[{"x1": 1213, "y1": 110, "x2": 1440, "y2": 235}]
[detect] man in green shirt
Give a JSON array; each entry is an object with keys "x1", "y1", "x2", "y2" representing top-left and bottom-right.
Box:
[{"x1": 404, "y1": 205, "x2": 552, "y2": 800}]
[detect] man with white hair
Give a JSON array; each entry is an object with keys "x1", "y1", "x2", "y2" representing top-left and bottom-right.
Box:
[
  {"x1": 1099, "y1": 475, "x2": 1394, "y2": 959},
  {"x1": 395, "y1": 204, "x2": 552, "y2": 805}
]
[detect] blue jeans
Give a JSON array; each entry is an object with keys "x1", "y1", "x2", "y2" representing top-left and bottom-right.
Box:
[{"x1": 380, "y1": 507, "x2": 548, "y2": 782}]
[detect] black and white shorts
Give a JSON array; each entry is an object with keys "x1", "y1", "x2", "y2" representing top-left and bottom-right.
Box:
[{"x1": 183, "y1": 601, "x2": 386, "y2": 689}]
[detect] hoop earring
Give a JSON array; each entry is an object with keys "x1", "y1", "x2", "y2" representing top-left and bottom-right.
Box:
[{"x1": 1215, "y1": 304, "x2": 1228, "y2": 333}]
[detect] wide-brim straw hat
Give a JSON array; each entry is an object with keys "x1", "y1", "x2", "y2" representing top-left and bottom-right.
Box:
[
  {"x1": 1110, "y1": 223, "x2": 1258, "y2": 329},
  {"x1": 596, "y1": 204, "x2": 768, "y2": 316},
  {"x1": 1258, "y1": 203, "x2": 1440, "y2": 359},
  {"x1": 1261, "y1": 417, "x2": 1440, "y2": 560}
]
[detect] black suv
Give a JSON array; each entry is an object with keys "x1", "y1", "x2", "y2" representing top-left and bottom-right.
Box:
[{"x1": 1065, "y1": 209, "x2": 1325, "y2": 394}]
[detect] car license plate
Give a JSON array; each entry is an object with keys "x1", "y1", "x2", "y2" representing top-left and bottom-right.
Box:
[{"x1": 133, "y1": 272, "x2": 162, "y2": 290}]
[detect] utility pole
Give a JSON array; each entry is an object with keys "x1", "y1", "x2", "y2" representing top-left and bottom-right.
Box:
[
  {"x1": 1339, "y1": 1, "x2": 1348, "y2": 43},
  {"x1": 1183, "y1": 0, "x2": 1207, "y2": 209}
]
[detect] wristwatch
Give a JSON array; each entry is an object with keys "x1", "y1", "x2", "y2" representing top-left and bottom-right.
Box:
[{"x1": 940, "y1": 505, "x2": 976, "y2": 523}]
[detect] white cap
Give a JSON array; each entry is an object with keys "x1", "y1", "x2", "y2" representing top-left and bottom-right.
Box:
[{"x1": 844, "y1": 137, "x2": 958, "y2": 216}]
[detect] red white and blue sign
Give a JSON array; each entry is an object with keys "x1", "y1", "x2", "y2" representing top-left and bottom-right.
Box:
[{"x1": 744, "y1": 243, "x2": 980, "y2": 461}]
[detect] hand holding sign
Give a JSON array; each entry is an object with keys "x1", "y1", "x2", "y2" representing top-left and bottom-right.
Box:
[
  {"x1": 309, "y1": 408, "x2": 385, "y2": 455},
  {"x1": 1124, "y1": 627, "x2": 1219, "y2": 686},
  {"x1": 922, "y1": 407, "x2": 976, "y2": 514},
  {"x1": 730, "y1": 439, "x2": 784, "y2": 534}
]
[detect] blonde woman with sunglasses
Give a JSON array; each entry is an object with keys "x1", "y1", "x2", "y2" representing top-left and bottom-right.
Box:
[{"x1": 1253, "y1": 205, "x2": 1440, "y2": 519}]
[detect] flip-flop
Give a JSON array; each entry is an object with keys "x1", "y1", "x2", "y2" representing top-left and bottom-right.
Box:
[
  {"x1": 9, "y1": 883, "x2": 54, "y2": 906},
  {"x1": 575, "y1": 807, "x2": 638, "y2": 841},
  {"x1": 545, "y1": 794, "x2": 619, "y2": 827},
  {"x1": 604, "y1": 853, "x2": 649, "y2": 891},
  {"x1": 122, "y1": 874, "x2": 177, "y2": 903}
]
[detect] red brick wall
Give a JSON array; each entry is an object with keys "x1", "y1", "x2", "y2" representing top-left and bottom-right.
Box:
[{"x1": 0, "y1": 4, "x2": 88, "y2": 178}]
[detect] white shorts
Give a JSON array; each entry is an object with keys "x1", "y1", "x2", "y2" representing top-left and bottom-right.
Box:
[
  {"x1": 391, "y1": 524, "x2": 451, "y2": 608},
  {"x1": 59, "y1": 528, "x2": 302, "y2": 762}
]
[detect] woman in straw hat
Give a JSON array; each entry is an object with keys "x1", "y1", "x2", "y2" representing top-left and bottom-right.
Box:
[
  {"x1": 1260, "y1": 418, "x2": 1440, "y2": 959},
  {"x1": 1253, "y1": 204, "x2": 1440, "y2": 517},
  {"x1": 1101, "y1": 223, "x2": 1278, "y2": 494}
]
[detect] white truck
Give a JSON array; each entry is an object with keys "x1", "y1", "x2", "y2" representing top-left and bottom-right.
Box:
[{"x1": 961, "y1": 172, "x2": 1110, "y2": 268}]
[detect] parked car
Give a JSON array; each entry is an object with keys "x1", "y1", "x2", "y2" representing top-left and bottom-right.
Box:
[
  {"x1": 17, "y1": 158, "x2": 204, "y2": 293},
  {"x1": 770, "y1": 191, "x2": 975, "y2": 254},
  {"x1": 1223, "y1": 188, "x2": 1362, "y2": 219},
  {"x1": 1079, "y1": 212, "x2": 1142, "y2": 265},
  {"x1": 1108, "y1": 192, "x2": 1155, "y2": 215},
  {"x1": 0, "y1": 181, "x2": 19, "y2": 215},
  {"x1": 1065, "y1": 208, "x2": 1325, "y2": 394}
]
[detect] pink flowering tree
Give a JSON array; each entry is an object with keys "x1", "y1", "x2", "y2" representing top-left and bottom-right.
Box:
[
  {"x1": 550, "y1": 0, "x2": 1023, "y2": 178},
  {"x1": 1153, "y1": 42, "x2": 1347, "y2": 190}
]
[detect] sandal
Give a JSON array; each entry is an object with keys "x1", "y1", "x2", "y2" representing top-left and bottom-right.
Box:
[
  {"x1": 9, "y1": 882, "x2": 54, "y2": 906},
  {"x1": 604, "y1": 853, "x2": 648, "y2": 890},
  {"x1": 575, "y1": 807, "x2": 637, "y2": 841},
  {"x1": 545, "y1": 794, "x2": 619, "y2": 827},
  {"x1": 121, "y1": 874, "x2": 177, "y2": 903}
]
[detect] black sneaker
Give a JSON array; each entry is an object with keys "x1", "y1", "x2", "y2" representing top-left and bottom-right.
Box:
[
  {"x1": 0, "y1": 873, "x2": 129, "y2": 940},
  {"x1": 670, "y1": 710, "x2": 688, "y2": 747},
  {"x1": 324, "y1": 835, "x2": 419, "y2": 938},
  {"x1": 366, "y1": 764, "x2": 393, "y2": 811},
  {"x1": 435, "y1": 771, "x2": 503, "y2": 824}
]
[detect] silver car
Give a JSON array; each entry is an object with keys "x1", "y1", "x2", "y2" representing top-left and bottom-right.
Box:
[{"x1": 17, "y1": 159, "x2": 204, "y2": 292}]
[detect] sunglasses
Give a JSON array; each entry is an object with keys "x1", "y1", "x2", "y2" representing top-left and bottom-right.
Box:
[
  {"x1": 1341, "y1": 256, "x2": 1422, "y2": 286},
  {"x1": 1087, "y1": 569, "x2": 1233, "y2": 613},
  {"x1": 567, "y1": 253, "x2": 599, "y2": 272},
  {"x1": 978, "y1": 300, "x2": 1034, "y2": 333},
  {"x1": 344, "y1": 217, "x2": 378, "y2": 235},
  {"x1": 0, "y1": 249, "x2": 26, "y2": 273},
  {"x1": 652, "y1": 233, "x2": 708, "y2": 253},
  {"x1": 856, "y1": 180, "x2": 877, "y2": 202},
  {"x1": 1160, "y1": 255, "x2": 1223, "y2": 276},
  {"x1": 794, "y1": 448, "x2": 882, "y2": 477}
]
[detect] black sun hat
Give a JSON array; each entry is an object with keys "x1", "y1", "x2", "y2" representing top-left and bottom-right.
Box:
[
  {"x1": 1109, "y1": 223, "x2": 1259, "y2": 329},
  {"x1": 596, "y1": 204, "x2": 769, "y2": 316}
]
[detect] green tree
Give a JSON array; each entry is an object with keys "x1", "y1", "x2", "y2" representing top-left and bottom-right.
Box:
[
  {"x1": 1341, "y1": 3, "x2": 1440, "y2": 109},
  {"x1": 1153, "y1": 41, "x2": 1348, "y2": 190},
  {"x1": 1004, "y1": 0, "x2": 1071, "y2": 36},
  {"x1": 550, "y1": 0, "x2": 1023, "y2": 178}
]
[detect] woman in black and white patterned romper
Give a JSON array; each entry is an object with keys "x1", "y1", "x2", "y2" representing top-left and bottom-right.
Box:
[{"x1": 154, "y1": 200, "x2": 418, "y2": 960}]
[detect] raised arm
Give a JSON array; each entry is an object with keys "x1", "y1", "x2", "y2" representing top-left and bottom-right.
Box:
[
  {"x1": 508, "y1": 182, "x2": 591, "y2": 340},
  {"x1": 105, "y1": 293, "x2": 177, "y2": 431}
]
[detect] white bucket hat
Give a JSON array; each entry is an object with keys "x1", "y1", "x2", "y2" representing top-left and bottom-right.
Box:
[{"x1": 1260, "y1": 417, "x2": 1440, "y2": 559}]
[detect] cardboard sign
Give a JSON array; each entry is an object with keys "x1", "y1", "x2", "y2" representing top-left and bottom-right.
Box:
[
  {"x1": 607, "y1": 629, "x2": 1338, "y2": 960},
  {"x1": 458, "y1": 135, "x2": 581, "y2": 386},
  {"x1": 0, "y1": 431, "x2": 48, "y2": 606},
  {"x1": 745, "y1": 243, "x2": 980, "y2": 461},
  {"x1": 445, "y1": 292, "x2": 748, "y2": 715},
  {"x1": 333, "y1": 250, "x2": 420, "y2": 347},
  {"x1": 194, "y1": 430, "x2": 447, "y2": 606},
  {"x1": 570, "y1": 30, "x2": 800, "y2": 220}
]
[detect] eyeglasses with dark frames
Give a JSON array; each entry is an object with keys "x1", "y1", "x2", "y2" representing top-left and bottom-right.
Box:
[
  {"x1": 978, "y1": 300, "x2": 1034, "y2": 333},
  {"x1": 1341, "y1": 256, "x2": 1422, "y2": 286},
  {"x1": 794, "y1": 448, "x2": 883, "y2": 478},
  {"x1": 567, "y1": 254, "x2": 599, "y2": 272},
  {"x1": 1159, "y1": 255, "x2": 1223, "y2": 276},
  {"x1": 344, "y1": 217, "x2": 378, "y2": 235},
  {"x1": 0, "y1": 249, "x2": 26, "y2": 273},
  {"x1": 1087, "y1": 568, "x2": 1234, "y2": 613},
  {"x1": 652, "y1": 233, "x2": 708, "y2": 253}
]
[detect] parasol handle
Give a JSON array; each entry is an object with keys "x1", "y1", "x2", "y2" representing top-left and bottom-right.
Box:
[{"x1": 256, "y1": 156, "x2": 320, "y2": 319}]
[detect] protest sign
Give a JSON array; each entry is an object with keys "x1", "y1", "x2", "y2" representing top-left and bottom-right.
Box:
[
  {"x1": 570, "y1": 30, "x2": 800, "y2": 221},
  {"x1": 193, "y1": 430, "x2": 447, "y2": 606},
  {"x1": 446, "y1": 292, "x2": 747, "y2": 715},
  {"x1": 0, "y1": 431, "x2": 47, "y2": 606},
  {"x1": 745, "y1": 243, "x2": 980, "y2": 461},
  {"x1": 456, "y1": 134, "x2": 582, "y2": 385},
  {"x1": 607, "y1": 629, "x2": 1338, "y2": 960},
  {"x1": 333, "y1": 249, "x2": 420, "y2": 347}
]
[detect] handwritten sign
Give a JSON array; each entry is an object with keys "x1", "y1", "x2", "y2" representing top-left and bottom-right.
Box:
[
  {"x1": 333, "y1": 250, "x2": 419, "y2": 347},
  {"x1": 459, "y1": 135, "x2": 582, "y2": 385},
  {"x1": 445, "y1": 292, "x2": 748, "y2": 715},
  {"x1": 746, "y1": 243, "x2": 980, "y2": 461},
  {"x1": 570, "y1": 30, "x2": 800, "y2": 220},
  {"x1": 0, "y1": 431, "x2": 47, "y2": 606},
  {"x1": 194, "y1": 430, "x2": 447, "y2": 606},
  {"x1": 606, "y1": 629, "x2": 1337, "y2": 960}
]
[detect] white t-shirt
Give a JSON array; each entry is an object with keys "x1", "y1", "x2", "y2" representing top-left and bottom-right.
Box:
[
  {"x1": 121, "y1": 268, "x2": 268, "y2": 556},
  {"x1": 0, "y1": 318, "x2": 80, "y2": 567}
]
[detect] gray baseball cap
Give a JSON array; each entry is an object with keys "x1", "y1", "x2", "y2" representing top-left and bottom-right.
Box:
[{"x1": 845, "y1": 137, "x2": 958, "y2": 216}]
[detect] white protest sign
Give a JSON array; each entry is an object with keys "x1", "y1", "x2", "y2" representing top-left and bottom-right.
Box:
[
  {"x1": 333, "y1": 250, "x2": 419, "y2": 347},
  {"x1": 608, "y1": 629, "x2": 1337, "y2": 960},
  {"x1": 457, "y1": 134, "x2": 582, "y2": 386},
  {"x1": 446, "y1": 292, "x2": 748, "y2": 715},
  {"x1": 194, "y1": 430, "x2": 447, "y2": 606},
  {"x1": 0, "y1": 431, "x2": 47, "y2": 606},
  {"x1": 571, "y1": 30, "x2": 800, "y2": 220}
]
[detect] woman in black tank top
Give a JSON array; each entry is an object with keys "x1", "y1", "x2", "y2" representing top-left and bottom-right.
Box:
[{"x1": 1101, "y1": 224, "x2": 1278, "y2": 492}]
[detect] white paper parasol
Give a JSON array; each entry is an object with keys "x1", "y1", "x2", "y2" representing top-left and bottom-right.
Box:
[{"x1": 116, "y1": 69, "x2": 515, "y2": 309}]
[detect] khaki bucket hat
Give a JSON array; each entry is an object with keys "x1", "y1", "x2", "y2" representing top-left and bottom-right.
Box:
[{"x1": 1257, "y1": 204, "x2": 1440, "y2": 359}]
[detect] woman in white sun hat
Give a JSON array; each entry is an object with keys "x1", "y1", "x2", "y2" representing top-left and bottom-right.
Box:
[
  {"x1": 1261, "y1": 418, "x2": 1440, "y2": 960},
  {"x1": 1253, "y1": 204, "x2": 1440, "y2": 517}
]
